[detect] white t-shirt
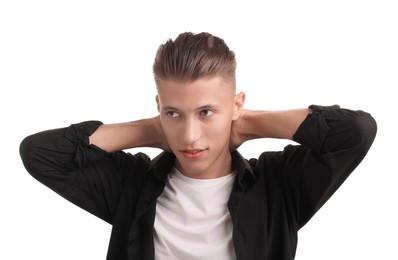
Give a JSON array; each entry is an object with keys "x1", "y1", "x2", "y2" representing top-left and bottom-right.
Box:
[{"x1": 154, "y1": 167, "x2": 237, "y2": 260}]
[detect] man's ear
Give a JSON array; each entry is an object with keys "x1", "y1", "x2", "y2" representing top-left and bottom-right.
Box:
[
  {"x1": 155, "y1": 95, "x2": 160, "y2": 112},
  {"x1": 232, "y1": 92, "x2": 245, "y2": 120}
]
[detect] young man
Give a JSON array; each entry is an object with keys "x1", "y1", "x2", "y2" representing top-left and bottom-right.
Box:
[{"x1": 20, "y1": 32, "x2": 377, "y2": 260}]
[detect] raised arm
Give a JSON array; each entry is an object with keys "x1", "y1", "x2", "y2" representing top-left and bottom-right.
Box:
[
  {"x1": 19, "y1": 116, "x2": 167, "y2": 223},
  {"x1": 230, "y1": 108, "x2": 311, "y2": 150},
  {"x1": 89, "y1": 116, "x2": 168, "y2": 153},
  {"x1": 231, "y1": 104, "x2": 377, "y2": 228}
]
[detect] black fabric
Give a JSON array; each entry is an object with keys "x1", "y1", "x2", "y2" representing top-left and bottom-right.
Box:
[{"x1": 19, "y1": 105, "x2": 377, "y2": 260}]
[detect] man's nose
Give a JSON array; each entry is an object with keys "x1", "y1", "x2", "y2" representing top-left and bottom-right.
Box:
[{"x1": 182, "y1": 118, "x2": 201, "y2": 145}]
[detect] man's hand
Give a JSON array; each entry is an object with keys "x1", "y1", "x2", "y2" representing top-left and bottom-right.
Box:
[
  {"x1": 229, "y1": 109, "x2": 253, "y2": 151},
  {"x1": 152, "y1": 116, "x2": 171, "y2": 152}
]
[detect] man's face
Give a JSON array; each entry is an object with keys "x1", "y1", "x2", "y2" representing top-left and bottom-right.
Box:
[{"x1": 156, "y1": 76, "x2": 244, "y2": 179}]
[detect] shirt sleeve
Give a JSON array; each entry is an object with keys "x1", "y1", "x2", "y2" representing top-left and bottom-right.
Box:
[
  {"x1": 19, "y1": 121, "x2": 150, "y2": 224},
  {"x1": 281, "y1": 105, "x2": 377, "y2": 229}
]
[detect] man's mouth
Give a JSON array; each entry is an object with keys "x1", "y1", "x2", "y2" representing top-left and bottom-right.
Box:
[{"x1": 179, "y1": 149, "x2": 205, "y2": 159}]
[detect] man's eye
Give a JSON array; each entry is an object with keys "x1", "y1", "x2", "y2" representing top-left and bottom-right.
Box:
[
  {"x1": 166, "y1": 111, "x2": 180, "y2": 118},
  {"x1": 200, "y1": 110, "x2": 214, "y2": 117}
]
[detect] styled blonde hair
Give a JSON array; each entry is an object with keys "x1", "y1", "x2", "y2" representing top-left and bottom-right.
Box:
[{"x1": 153, "y1": 32, "x2": 236, "y2": 85}]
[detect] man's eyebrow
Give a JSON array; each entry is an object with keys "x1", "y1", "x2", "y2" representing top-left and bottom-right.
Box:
[
  {"x1": 196, "y1": 104, "x2": 220, "y2": 110},
  {"x1": 161, "y1": 106, "x2": 179, "y2": 111}
]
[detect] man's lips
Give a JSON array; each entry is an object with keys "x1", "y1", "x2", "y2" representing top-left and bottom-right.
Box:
[{"x1": 179, "y1": 149, "x2": 206, "y2": 159}]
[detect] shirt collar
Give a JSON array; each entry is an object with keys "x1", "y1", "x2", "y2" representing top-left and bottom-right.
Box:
[
  {"x1": 231, "y1": 151, "x2": 255, "y2": 184},
  {"x1": 149, "y1": 151, "x2": 256, "y2": 184}
]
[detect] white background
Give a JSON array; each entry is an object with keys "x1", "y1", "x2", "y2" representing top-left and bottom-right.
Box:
[{"x1": 1, "y1": 1, "x2": 397, "y2": 259}]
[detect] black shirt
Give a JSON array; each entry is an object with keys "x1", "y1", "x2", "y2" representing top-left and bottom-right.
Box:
[{"x1": 19, "y1": 105, "x2": 377, "y2": 260}]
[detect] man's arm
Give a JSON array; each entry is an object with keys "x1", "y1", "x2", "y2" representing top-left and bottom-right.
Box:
[
  {"x1": 20, "y1": 117, "x2": 166, "y2": 223},
  {"x1": 89, "y1": 116, "x2": 168, "y2": 153},
  {"x1": 230, "y1": 108, "x2": 311, "y2": 150},
  {"x1": 231, "y1": 105, "x2": 377, "y2": 228}
]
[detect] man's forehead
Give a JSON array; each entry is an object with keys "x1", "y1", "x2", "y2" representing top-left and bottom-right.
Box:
[{"x1": 156, "y1": 78, "x2": 235, "y2": 110}]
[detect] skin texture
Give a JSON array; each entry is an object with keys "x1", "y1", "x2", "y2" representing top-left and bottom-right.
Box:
[{"x1": 156, "y1": 76, "x2": 245, "y2": 179}]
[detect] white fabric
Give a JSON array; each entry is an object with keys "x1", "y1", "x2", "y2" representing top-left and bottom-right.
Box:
[{"x1": 154, "y1": 167, "x2": 237, "y2": 260}]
